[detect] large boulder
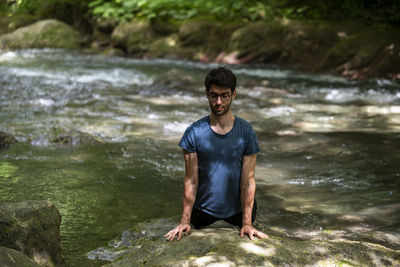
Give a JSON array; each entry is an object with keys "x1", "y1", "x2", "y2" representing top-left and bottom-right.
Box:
[
  {"x1": 0, "y1": 247, "x2": 41, "y2": 267},
  {"x1": 87, "y1": 218, "x2": 400, "y2": 266},
  {"x1": 0, "y1": 19, "x2": 83, "y2": 50},
  {"x1": 178, "y1": 19, "x2": 217, "y2": 47},
  {"x1": 316, "y1": 23, "x2": 400, "y2": 79},
  {"x1": 111, "y1": 20, "x2": 155, "y2": 54},
  {"x1": 177, "y1": 19, "x2": 241, "y2": 61},
  {"x1": 226, "y1": 20, "x2": 339, "y2": 66},
  {"x1": 0, "y1": 200, "x2": 65, "y2": 266}
]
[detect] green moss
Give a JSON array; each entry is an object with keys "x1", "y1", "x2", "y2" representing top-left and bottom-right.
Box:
[
  {"x1": 0, "y1": 19, "x2": 83, "y2": 49},
  {"x1": 0, "y1": 162, "x2": 18, "y2": 178}
]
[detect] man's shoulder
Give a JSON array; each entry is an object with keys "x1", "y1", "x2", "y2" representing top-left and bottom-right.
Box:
[
  {"x1": 234, "y1": 116, "x2": 253, "y2": 129},
  {"x1": 190, "y1": 115, "x2": 209, "y2": 129}
]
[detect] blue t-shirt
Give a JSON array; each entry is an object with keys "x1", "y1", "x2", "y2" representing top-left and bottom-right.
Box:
[{"x1": 179, "y1": 115, "x2": 260, "y2": 219}]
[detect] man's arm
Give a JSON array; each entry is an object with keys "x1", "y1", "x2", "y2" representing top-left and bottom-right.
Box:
[
  {"x1": 164, "y1": 150, "x2": 198, "y2": 241},
  {"x1": 240, "y1": 153, "x2": 268, "y2": 240}
]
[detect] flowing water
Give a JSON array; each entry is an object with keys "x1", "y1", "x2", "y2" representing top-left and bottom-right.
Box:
[{"x1": 0, "y1": 49, "x2": 399, "y2": 266}]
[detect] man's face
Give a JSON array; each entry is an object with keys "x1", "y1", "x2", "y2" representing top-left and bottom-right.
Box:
[{"x1": 206, "y1": 85, "x2": 236, "y2": 116}]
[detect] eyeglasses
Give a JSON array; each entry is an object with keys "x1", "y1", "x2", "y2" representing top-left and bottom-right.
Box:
[{"x1": 207, "y1": 93, "x2": 232, "y2": 102}]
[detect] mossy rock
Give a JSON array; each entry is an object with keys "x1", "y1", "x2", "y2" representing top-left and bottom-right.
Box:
[
  {"x1": 100, "y1": 47, "x2": 125, "y2": 57},
  {"x1": 87, "y1": 218, "x2": 400, "y2": 267},
  {"x1": 229, "y1": 22, "x2": 280, "y2": 52},
  {"x1": 150, "y1": 18, "x2": 179, "y2": 36},
  {"x1": 0, "y1": 247, "x2": 41, "y2": 267},
  {"x1": 0, "y1": 131, "x2": 18, "y2": 147},
  {"x1": 111, "y1": 20, "x2": 155, "y2": 54},
  {"x1": 279, "y1": 20, "x2": 339, "y2": 67},
  {"x1": 227, "y1": 20, "x2": 340, "y2": 66},
  {"x1": 0, "y1": 200, "x2": 65, "y2": 266},
  {"x1": 30, "y1": 129, "x2": 103, "y2": 146},
  {"x1": 0, "y1": 19, "x2": 83, "y2": 49},
  {"x1": 92, "y1": 28, "x2": 112, "y2": 47},
  {"x1": 318, "y1": 23, "x2": 400, "y2": 78},
  {"x1": 147, "y1": 34, "x2": 183, "y2": 58},
  {"x1": 177, "y1": 19, "x2": 241, "y2": 61},
  {"x1": 178, "y1": 19, "x2": 219, "y2": 47}
]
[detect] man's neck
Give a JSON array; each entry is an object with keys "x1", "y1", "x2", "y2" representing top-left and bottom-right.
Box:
[{"x1": 209, "y1": 111, "x2": 235, "y2": 134}]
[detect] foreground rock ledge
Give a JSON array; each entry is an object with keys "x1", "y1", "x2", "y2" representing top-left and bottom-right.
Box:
[
  {"x1": 87, "y1": 218, "x2": 400, "y2": 267},
  {"x1": 0, "y1": 200, "x2": 65, "y2": 266},
  {"x1": 0, "y1": 247, "x2": 40, "y2": 267}
]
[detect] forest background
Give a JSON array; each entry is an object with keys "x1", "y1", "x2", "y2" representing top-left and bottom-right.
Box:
[{"x1": 1, "y1": 0, "x2": 400, "y2": 25}]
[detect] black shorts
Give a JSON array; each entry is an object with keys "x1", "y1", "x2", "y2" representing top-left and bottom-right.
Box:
[{"x1": 190, "y1": 199, "x2": 257, "y2": 229}]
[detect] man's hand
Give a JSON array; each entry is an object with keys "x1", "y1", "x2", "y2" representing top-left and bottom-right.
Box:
[
  {"x1": 164, "y1": 223, "x2": 191, "y2": 241},
  {"x1": 240, "y1": 224, "x2": 268, "y2": 240}
]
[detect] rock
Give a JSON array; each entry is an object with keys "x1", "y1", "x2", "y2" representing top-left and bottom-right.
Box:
[
  {"x1": 111, "y1": 20, "x2": 155, "y2": 54},
  {"x1": 147, "y1": 34, "x2": 183, "y2": 58},
  {"x1": 92, "y1": 29, "x2": 112, "y2": 47},
  {"x1": 95, "y1": 19, "x2": 117, "y2": 35},
  {"x1": 50, "y1": 133, "x2": 103, "y2": 145},
  {"x1": 0, "y1": 200, "x2": 65, "y2": 266},
  {"x1": 0, "y1": 131, "x2": 18, "y2": 147},
  {"x1": 177, "y1": 19, "x2": 240, "y2": 62},
  {"x1": 317, "y1": 24, "x2": 400, "y2": 79},
  {"x1": 100, "y1": 47, "x2": 125, "y2": 57},
  {"x1": 226, "y1": 20, "x2": 339, "y2": 66},
  {"x1": 150, "y1": 18, "x2": 179, "y2": 36},
  {"x1": 178, "y1": 19, "x2": 217, "y2": 47},
  {"x1": 88, "y1": 218, "x2": 400, "y2": 267},
  {"x1": 0, "y1": 19, "x2": 83, "y2": 50},
  {"x1": 90, "y1": 19, "x2": 117, "y2": 48},
  {"x1": 0, "y1": 247, "x2": 41, "y2": 267},
  {"x1": 30, "y1": 129, "x2": 103, "y2": 146},
  {"x1": 155, "y1": 68, "x2": 194, "y2": 88}
]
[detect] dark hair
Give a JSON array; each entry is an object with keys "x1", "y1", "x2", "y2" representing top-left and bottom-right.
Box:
[{"x1": 204, "y1": 67, "x2": 237, "y2": 93}]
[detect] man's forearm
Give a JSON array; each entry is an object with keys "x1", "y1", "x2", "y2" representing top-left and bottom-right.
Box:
[
  {"x1": 180, "y1": 179, "x2": 197, "y2": 224},
  {"x1": 241, "y1": 177, "x2": 256, "y2": 226}
]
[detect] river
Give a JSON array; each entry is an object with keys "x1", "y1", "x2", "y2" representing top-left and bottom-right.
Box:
[{"x1": 0, "y1": 49, "x2": 399, "y2": 266}]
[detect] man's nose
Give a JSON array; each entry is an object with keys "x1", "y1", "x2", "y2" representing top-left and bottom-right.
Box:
[{"x1": 216, "y1": 96, "x2": 223, "y2": 104}]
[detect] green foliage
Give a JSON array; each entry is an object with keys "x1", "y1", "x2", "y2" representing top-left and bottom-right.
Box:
[
  {"x1": 2, "y1": 0, "x2": 90, "y2": 16},
  {"x1": 88, "y1": 0, "x2": 284, "y2": 23},
  {"x1": 2, "y1": 0, "x2": 400, "y2": 25}
]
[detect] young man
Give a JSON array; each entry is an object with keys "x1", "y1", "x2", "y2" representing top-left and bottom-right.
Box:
[{"x1": 165, "y1": 67, "x2": 267, "y2": 241}]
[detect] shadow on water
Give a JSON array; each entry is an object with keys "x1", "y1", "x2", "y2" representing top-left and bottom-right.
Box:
[{"x1": 255, "y1": 131, "x2": 400, "y2": 250}]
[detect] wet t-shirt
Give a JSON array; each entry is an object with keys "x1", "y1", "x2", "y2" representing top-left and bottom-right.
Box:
[{"x1": 179, "y1": 115, "x2": 260, "y2": 218}]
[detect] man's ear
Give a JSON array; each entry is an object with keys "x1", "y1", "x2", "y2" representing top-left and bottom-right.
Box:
[{"x1": 232, "y1": 89, "x2": 237, "y2": 99}]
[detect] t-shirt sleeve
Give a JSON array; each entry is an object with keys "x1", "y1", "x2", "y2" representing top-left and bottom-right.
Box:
[
  {"x1": 244, "y1": 126, "x2": 260, "y2": 155},
  {"x1": 178, "y1": 125, "x2": 197, "y2": 153}
]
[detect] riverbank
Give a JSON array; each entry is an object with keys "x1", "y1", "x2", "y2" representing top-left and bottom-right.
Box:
[{"x1": 1, "y1": 14, "x2": 400, "y2": 80}]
